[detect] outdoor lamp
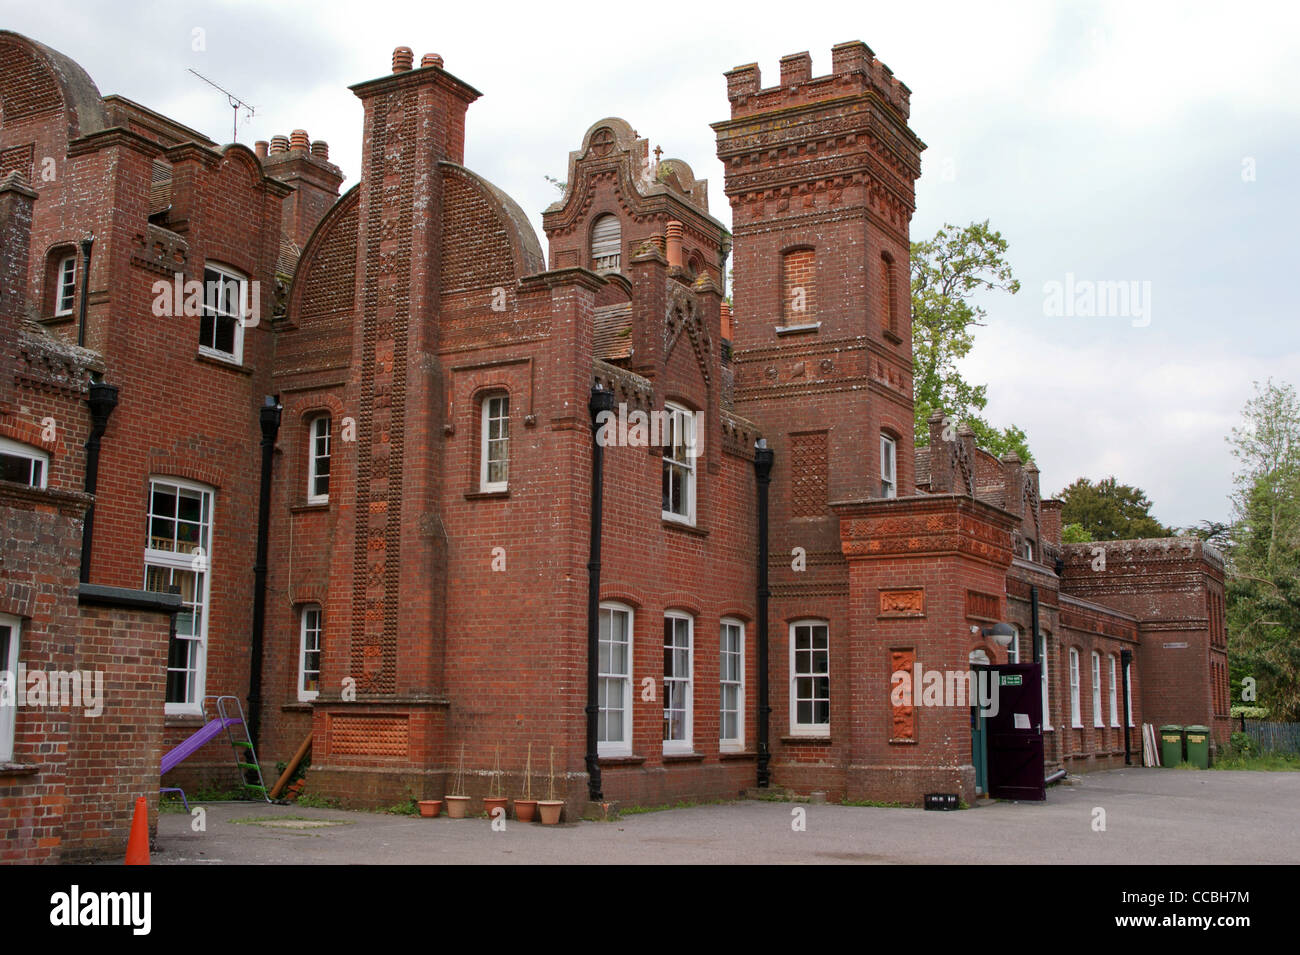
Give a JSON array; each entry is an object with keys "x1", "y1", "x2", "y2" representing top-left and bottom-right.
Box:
[{"x1": 982, "y1": 622, "x2": 1016, "y2": 648}]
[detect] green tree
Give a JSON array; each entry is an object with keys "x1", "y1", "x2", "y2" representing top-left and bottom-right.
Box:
[
  {"x1": 911, "y1": 220, "x2": 1030, "y2": 460},
  {"x1": 1181, "y1": 519, "x2": 1232, "y2": 549},
  {"x1": 1225, "y1": 379, "x2": 1300, "y2": 720},
  {"x1": 1057, "y1": 476, "x2": 1172, "y2": 540},
  {"x1": 1061, "y1": 522, "x2": 1093, "y2": 543}
]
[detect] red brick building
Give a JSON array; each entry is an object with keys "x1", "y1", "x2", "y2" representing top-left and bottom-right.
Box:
[{"x1": 0, "y1": 31, "x2": 1230, "y2": 858}]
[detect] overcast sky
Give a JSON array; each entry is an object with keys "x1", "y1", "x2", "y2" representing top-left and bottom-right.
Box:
[{"x1": 10, "y1": 0, "x2": 1297, "y2": 529}]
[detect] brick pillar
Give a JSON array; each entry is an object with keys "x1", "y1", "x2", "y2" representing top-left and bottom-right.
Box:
[
  {"x1": 309, "y1": 49, "x2": 480, "y2": 806},
  {"x1": 832, "y1": 493, "x2": 1016, "y2": 804},
  {"x1": 0, "y1": 170, "x2": 36, "y2": 409}
]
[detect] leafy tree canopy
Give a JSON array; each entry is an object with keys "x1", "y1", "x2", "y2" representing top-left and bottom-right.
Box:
[
  {"x1": 1057, "y1": 476, "x2": 1172, "y2": 541},
  {"x1": 1224, "y1": 379, "x2": 1300, "y2": 720},
  {"x1": 911, "y1": 220, "x2": 1030, "y2": 461}
]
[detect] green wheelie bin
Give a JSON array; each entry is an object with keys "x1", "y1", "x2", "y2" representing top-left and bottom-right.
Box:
[
  {"x1": 1159, "y1": 725, "x2": 1185, "y2": 767},
  {"x1": 1185, "y1": 725, "x2": 1211, "y2": 769}
]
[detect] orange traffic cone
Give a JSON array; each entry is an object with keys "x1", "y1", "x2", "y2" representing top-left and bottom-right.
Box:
[{"x1": 125, "y1": 796, "x2": 150, "y2": 865}]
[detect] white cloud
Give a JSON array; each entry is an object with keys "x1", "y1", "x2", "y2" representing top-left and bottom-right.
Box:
[
  {"x1": 959, "y1": 320, "x2": 1298, "y2": 526},
  {"x1": 8, "y1": 0, "x2": 1296, "y2": 532}
]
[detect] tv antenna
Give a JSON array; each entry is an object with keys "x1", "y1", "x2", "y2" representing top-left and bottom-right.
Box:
[{"x1": 187, "y1": 68, "x2": 256, "y2": 143}]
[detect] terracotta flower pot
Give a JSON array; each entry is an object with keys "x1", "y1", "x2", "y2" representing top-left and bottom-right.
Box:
[
  {"x1": 445, "y1": 794, "x2": 472, "y2": 818},
  {"x1": 513, "y1": 799, "x2": 538, "y2": 823},
  {"x1": 418, "y1": 799, "x2": 442, "y2": 818},
  {"x1": 537, "y1": 800, "x2": 563, "y2": 825},
  {"x1": 482, "y1": 796, "x2": 509, "y2": 819}
]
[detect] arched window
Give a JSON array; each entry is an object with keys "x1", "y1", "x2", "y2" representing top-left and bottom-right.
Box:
[
  {"x1": 143, "y1": 476, "x2": 214, "y2": 714},
  {"x1": 1109, "y1": 655, "x2": 1119, "y2": 726},
  {"x1": 49, "y1": 249, "x2": 77, "y2": 317},
  {"x1": 663, "y1": 612, "x2": 694, "y2": 754},
  {"x1": 307, "y1": 415, "x2": 331, "y2": 503},
  {"x1": 661, "y1": 402, "x2": 697, "y2": 524},
  {"x1": 591, "y1": 215, "x2": 621, "y2": 273},
  {"x1": 719, "y1": 618, "x2": 745, "y2": 751},
  {"x1": 0, "y1": 614, "x2": 20, "y2": 762},
  {"x1": 1069, "y1": 647, "x2": 1082, "y2": 727},
  {"x1": 790, "y1": 619, "x2": 830, "y2": 736},
  {"x1": 1092, "y1": 651, "x2": 1103, "y2": 727},
  {"x1": 880, "y1": 432, "x2": 897, "y2": 498},
  {"x1": 480, "y1": 393, "x2": 509, "y2": 492},
  {"x1": 782, "y1": 248, "x2": 815, "y2": 324},
  {"x1": 299, "y1": 604, "x2": 323, "y2": 702},
  {"x1": 598, "y1": 603, "x2": 634, "y2": 756},
  {"x1": 1040, "y1": 632, "x2": 1053, "y2": 730}
]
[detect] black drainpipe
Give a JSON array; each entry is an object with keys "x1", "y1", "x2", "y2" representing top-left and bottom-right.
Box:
[
  {"x1": 585, "y1": 384, "x2": 615, "y2": 801},
  {"x1": 76, "y1": 233, "x2": 93, "y2": 348},
  {"x1": 1121, "y1": 648, "x2": 1133, "y2": 765},
  {"x1": 79, "y1": 380, "x2": 119, "y2": 583},
  {"x1": 754, "y1": 439, "x2": 774, "y2": 788},
  {"x1": 248, "y1": 395, "x2": 281, "y2": 749}
]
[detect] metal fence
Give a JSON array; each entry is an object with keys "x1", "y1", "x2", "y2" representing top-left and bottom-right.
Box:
[{"x1": 1244, "y1": 721, "x2": 1300, "y2": 754}]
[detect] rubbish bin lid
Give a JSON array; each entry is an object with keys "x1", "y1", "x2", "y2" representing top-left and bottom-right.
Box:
[
  {"x1": 1160, "y1": 724, "x2": 1183, "y2": 731},
  {"x1": 1185, "y1": 724, "x2": 1210, "y2": 732}
]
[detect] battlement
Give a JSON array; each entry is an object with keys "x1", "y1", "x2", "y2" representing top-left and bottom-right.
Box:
[{"x1": 724, "y1": 41, "x2": 910, "y2": 121}]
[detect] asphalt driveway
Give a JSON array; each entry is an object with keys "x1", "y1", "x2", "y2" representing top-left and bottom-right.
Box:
[{"x1": 152, "y1": 767, "x2": 1300, "y2": 865}]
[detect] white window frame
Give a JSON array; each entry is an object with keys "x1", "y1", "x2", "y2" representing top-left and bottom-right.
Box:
[
  {"x1": 1039, "y1": 632, "x2": 1052, "y2": 730},
  {"x1": 198, "y1": 263, "x2": 246, "y2": 364},
  {"x1": 298, "y1": 604, "x2": 323, "y2": 702},
  {"x1": 143, "y1": 477, "x2": 214, "y2": 716},
  {"x1": 597, "y1": 603, "x2": 633, "y2": 757},
  {"x1": 663, "y1": 612, "x2": 694, "y2": 755},
  {"x1": 0, "y1": 614, "x2": 20, "y2": 763},
  {"x1": 789, "y1": 619, "x2": 830, "y2": 737},
  {"x1": 880, "y1": 434, "x2": 897, "y2": 498},
  {"x1": 719, "y1": 618, "x2": 745, "y2": 752},
  {"x1": 661, "y1": 403, "x2": 697, "y2": 525},
  {"x1": 1069, "y1": 647, "x2": 1082, "y2": 728},
  {"x1": 480, "y1": 394, "x2": 509, "y2": 492},
  {"x1": 0, "y1": 436, "x2": 49, "y2": 489},
  {"x1": 55, "y1": 254, "x2": 77, "y2": 317},
  {"x1": 307, "y1": 415, "x2": 331, "y2": 504},
  {"x1": 1025, "y1": 540, "x2": 1035, "y2": 561},
  {"x1": 1125, "y1": 659, "x2": 1135, "y2": 727},
  {"x1": 1007, "y1": 625, "x2": 1020, "y2": 664},
  {"x1": 1091, "y1": 650, "x2": 1104, "y2": 727},
  {"x1": 1109, "y1": 655, "x2": 1120, "y2": 727}
]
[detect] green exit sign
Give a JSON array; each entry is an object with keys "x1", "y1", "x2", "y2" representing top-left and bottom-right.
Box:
[{"x1": 1000, "y1": 674, "x2": 1023, "y2": 686}]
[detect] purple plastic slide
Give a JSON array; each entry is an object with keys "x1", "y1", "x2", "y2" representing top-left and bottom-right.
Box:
[{"x1": 160, "y1": 717, "x2": 242, "y2": 775}]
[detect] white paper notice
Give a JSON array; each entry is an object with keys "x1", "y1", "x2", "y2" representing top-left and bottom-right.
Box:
[{"x1": 1014, "y1": 713, "x2": 1030, "y2": 729}]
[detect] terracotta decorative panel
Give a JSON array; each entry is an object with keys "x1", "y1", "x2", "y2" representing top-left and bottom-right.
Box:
[
  {"x1": 889, "y1": 648, "x2": 916, "y2": 742},
  {"x1": 965, "y1": 589, "x2": 1000, "y2": 622},
  {"x1": 879, "y1": 587, "x2": 924, "y2": 617}
]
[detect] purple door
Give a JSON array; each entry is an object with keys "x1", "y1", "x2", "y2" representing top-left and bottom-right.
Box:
[{"x1": 985, "y1": 663, "x2": 1046, "y2": 801}]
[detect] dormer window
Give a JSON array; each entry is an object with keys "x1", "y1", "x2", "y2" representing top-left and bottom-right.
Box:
[
  {"x1": 0, "y1": 437, "x2": 48, "y2": 489},
  {"x1": 591, "y1": 215, "x2": 621, "y2": 273},
  {"x1": 199, "y1": 264, "x2": 247, "y2": 364}
]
